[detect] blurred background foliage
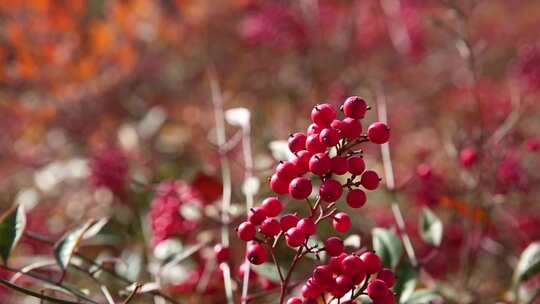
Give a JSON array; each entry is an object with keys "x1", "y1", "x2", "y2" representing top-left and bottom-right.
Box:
[{"x1": 0, "y1": 0, "x2": 540, "y2": 303}]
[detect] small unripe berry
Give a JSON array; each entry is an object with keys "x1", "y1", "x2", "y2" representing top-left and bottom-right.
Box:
[
  {"x1": 343, "y1": 96, "x2": 368, "y2": 119},
  {"x1": 292, "y1": 150, "x2": 312, "y2": 173},
  {"x1": 288, "y1": 132, "x2": 307, "y2": 153},
  {"x1": 367, "y1": 279, "x2": 388, "y2": 300},
  {"x1": 319, "y1": 179, "x2": 343, "y2": 202},
  {"x1": 342, "y1": 117, "x2": 362, "y2": 139},
  {"x1": 237, "y1": 221, "x2": 256, "y2": 241},
  {"x1": 214, "y1": 244, "x2": 230, "y2": 263},
  {"x1": 307, "y1": 123, "x2": 322, "y2": 136},
  {"x1": 335, "y1": 274, "x2": 353, "y2": 292},
  {"x1": 246, "y1": 243, "x2": 267, "y2": 265},
  {"x1": 260, "y1": 218, "x2": 281, "y2": 237},
  {"x1": 331, "y1": 156, "x2": 348, "y2": 175},
  {"x1": 309, "y1": 153, "x2": 332, "y2": 176},
  {"x1": 347, "y1": 156, "x2": 365, "y2": 175},
  {"x1": 306, "y1": 134, "x2": 327, "y2": 153},
  {"x1": 333, "y1": 212, "x2": 352, "y2": 232},
  {"x1": 377, "y1": 268, "x2": 396, "y2": 287},
  {"x1": 320, "y1": 128, "x2": 340, "y2": 146},
  {"x1": 248, "y1": 207, "x2": 267, "y2": 225},
  {"x1": 280, "y1": 213, "x2": 300, "y2": 231},
  {"x1": 341, "y1": 255, "x2": 365, "y2": 278},
  {"x1": 459, "y1": 147, "x2": 477, "y2": 168},
  {"x1": 289, "y1": 177, "x2": 313, "y2": 200},
  {"x1": 270, "y1": 174, "x2": 289, "y2": 194},
  {"x1": 367, "y1": 122, "x2": 390, "y2": 144},
  {"x1": 296, "y1": 217, "x2": 316, "y2": 236},
  {"x1": 286, "y1": 297, "x2": 303, "y2": 304},
  {"x1": 312, "y1": 265, "x2": 333, "y2": 286},
  {"x1": 276, "y1": 161, "x2": 300, "y2": 181},
  {"x1": 325, "y1": 236, "x2": 344, "y2": 256},
  {"x1": 311, "y1": 103, "x2": 337, "y2": 127},
  {"x1": 285, "y1": 227, "x2": 306, "y2": 247},
  {"x1": 260, "y1": 197, "x2": 282, "y2": 217},
  {"x1": 360, "y1": 251, "x2": 382, "y2": 274},
  {"x1": 346, "y1": 189, "x2": 367, "y2": 208},
  {"x1": 361, "y1": 170, "x2": 380, "y2": 190}
]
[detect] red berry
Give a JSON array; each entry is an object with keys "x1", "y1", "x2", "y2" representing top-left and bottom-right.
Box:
[
  {"x1": 246, "y1": 243, "x2": 267, "y2": 265},
  {"x1": 320, "y1": 128, "x2": 340, "y2": 146},
  {"x1": 325, "y1": 237, "x2": 344, "y2": 256},
  {"x1": 377, "y1": 268, "x2": 396, "y2": 287},
  {"x1": 280, "y1": 213, "x2": 300, "y2": 231},
  {"x1": 276, "y1": 161, "x2": 300, "y2": 181},
  {"x1": 311, "y1": 103, "x2": 337, "y2": 127},
  {"x1": 289, "y1": 177, "x2": 313, "y2": 200},
  {"x1": 459, "y1": 147, "x2": 477, "y2": 168},
  {"x1": 260, "y1": 218, "x2": 281, "y2": 237},
  {"x1": 361, "y1": 170, "x2": 380, "y2": 190},
  {"x1": 285, "y1": 227, "x2": 306, "y2": 247},
  {"x1": 307, "y1": 123, "x2": 323, "y2": 136},
  {"x1": 302, "y1": 283, "x2": 321, "y2": 298},
  {"x1": 329, "y1": 253, "x2": 347, "y2": 274},
  {"x1": 306, "y1": 134, "x2": 327, "y2": 154},
  {"x1": 335, "y1": 274, "x2": 353, "y2": 292},
  {"x1": 270, "y1": 174, "x2": 289, "y2": 194},
  {"x1": 343, "y1": 96, "x2": 368, "y2": 119},
  {"x1": 376, "y1": 290, "x2": 396, "y2": 304},
  {"x1": 416, "y1": 163, "x2": 432, "y2": 179},
  {"x1": 331, "y1": 156, "x2": 348, "y2": 175},
  {"x1": 331, "y1": 119, "x2": 347, "y2": 135},
  {"x1": 333, "y1": 212, "x2": 352, "y2": 232},
  {"x1": 360, "y1": 251, "x2": 382, "y2": 274},
  {"x1": 286, "y1": 297, "x2": 303, "y2": 304},
  {"x1": 367, "y1": 122, "x2": 390, "y2": 144},
  {"x1": 309, "y1": 153, "x2": 332, "y2": 176},
  {"x1": 319, "y1": 179, "x2": 343, "y2": 202},
  {"x1": 367, "y1": 279, "x2": 388, "y2": 300},
  {"x1": 347, "y1": 156, "x2": 365, "y2": 175},
  {"x1": 292, "y1": 150, "x2": 312, "y2": 173},
  {"x1": 342, "y1": 118, "x2": 362, "y2": 139},
  {"x1": 341, "y1": 255, "x2": 365, "y2": 278},
  {"x1": 296, "y1": 217, "x2": 316, "y2": 236},
  {"x1": 260, "y1": 197, "x2": 283, "y2": 217},
  {"x1": 237, "y1": 221, "x2": 256, "y2": 241},
  {"x1": 312, "y1": 265, "x2": 333, "y2": 286},
  {"x1": 288, "y1": 132, "x2": 307, "y2": 153},
  {"x1": 214, "y1": 244, "x2": 230, "y2": 263},
  {"x1": 346, "y1": 189, "x2": 367, "y2": 208},
  {"x1": 248, "y1": 207, "x2": 267, "y2": 225}
]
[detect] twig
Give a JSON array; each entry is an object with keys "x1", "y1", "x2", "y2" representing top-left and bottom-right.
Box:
[
  {"x1": 0, "y1": 278, "x2": 81, "y2": 304},
  {"x1": 208, "y1": 67, "x2": 234, "y2": 304},
  {"x1": 122, "y1": 282, "x2": 141, "y2": 304},
  {"x1": 375, "y1": 85, "x2": 418, "y2": 267}
]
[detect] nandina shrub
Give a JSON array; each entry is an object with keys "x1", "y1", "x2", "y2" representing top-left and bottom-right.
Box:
[{"x1": 235, "y1": 97, "x2": 395, "y2": 303}]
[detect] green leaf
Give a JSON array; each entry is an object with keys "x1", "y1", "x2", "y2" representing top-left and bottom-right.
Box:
[
  {"x1": 419, "y1": 208, "x2": 443, "y2": 247},
  {"x1": 252, "y1": 263, "x2": 286, "y2": 283},
  {"x1": 393, "y1": 261, "x2": 417, "y2": 303},
  {"x1": 372, "y1": 227, "x2": 403, "y2": 269},
  {"x1": 0, "y1": 205, "x2": 27, "y2": 264},
  {"x1": 513, "y1": 242, "x2": 540, "y2": 287},
  {"x1": 54, "y1": 219, "x2": 102, "y2": 270},
  {"x1": 404, "y1": 289, "x2": 443, "y2": 304}
]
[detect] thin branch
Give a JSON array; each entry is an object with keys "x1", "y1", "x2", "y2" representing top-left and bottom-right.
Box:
[
  {"x1": 0, "y1": 278, "x2": 81, "y2": 304},
  {"x1": 208, "y1": 67, "x2": 234, "y2": 304}
]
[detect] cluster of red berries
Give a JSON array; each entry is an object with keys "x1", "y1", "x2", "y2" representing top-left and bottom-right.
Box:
[
  {"x1": 235, "y1": 97, "x2": 392, "y2": 303},
  {"x1": 149, "y1": 181, "x2": 202, "y2": 246},
  {"x1": 288, "y1": 251, "x2": 396, "y2": 304}
]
